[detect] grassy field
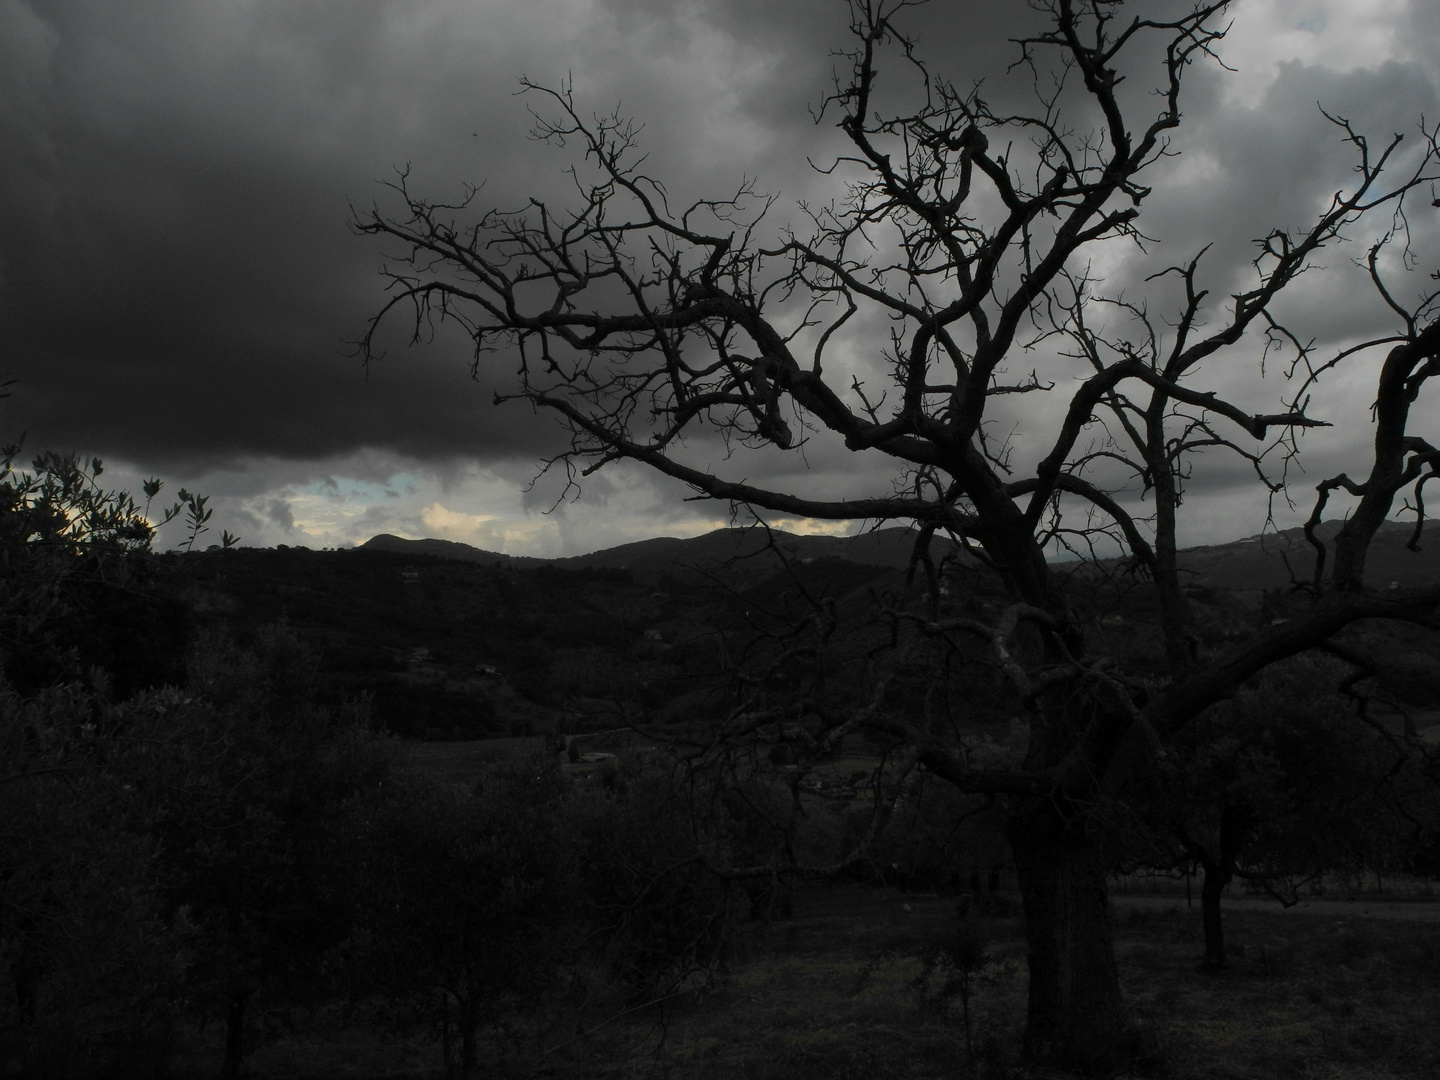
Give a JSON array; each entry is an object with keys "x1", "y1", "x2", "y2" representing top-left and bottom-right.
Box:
[{"x1": 219, "y1": 882, "x2": 1440, "y2": 1080}]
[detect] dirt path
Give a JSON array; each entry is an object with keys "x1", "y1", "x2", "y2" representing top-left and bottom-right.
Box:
[{"x1": 1111, "y1": 893, "x2": 1440, "y2": 922}]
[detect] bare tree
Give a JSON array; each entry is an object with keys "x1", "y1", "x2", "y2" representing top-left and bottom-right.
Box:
[{"x1": 355, "y1": 0, "x2": 1440, "y2": 1070}]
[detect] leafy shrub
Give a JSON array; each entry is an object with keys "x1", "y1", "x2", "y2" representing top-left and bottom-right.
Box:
[
  {"x1": 562, "y1": 752, "x2": 736, "y2": 997},
  {"x1": 0, "y1": 679, "x2": 181, "y2": 1070},
  {"x1": 340, "y1": 755, "x2": 573, "y2": 1079}
]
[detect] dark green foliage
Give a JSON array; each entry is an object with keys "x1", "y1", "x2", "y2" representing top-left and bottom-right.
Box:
[
  {"x1": 0, "y1": 621, "x2": 394, "y2": 1079},
  {"x1": 173, "y1": 548, "x2": 669, "y2": 734},
  {"x1": 1116, "y1": 654, "x2": 1437, "y2": 968},
  {"x1": 1171, "y1": 656, "x2": 1419, "y2": 879},
  {"x1": 562, "y1": 753, "x2": 735, "y2": 995},
  {"x1": 143, "y1": 625, "x2": 390, "y2": 1079},
  {"x1": 0, "y1": 451, "x2": 201, "y2": 694},
  {"x1": 0, "y1": 679, "x2": 180, "y2": 1072},
  {"x1": 0, "y1": 452, "x2": 237, "y2": 1071},
  {"x1": 860, "y1": 748, "x2": 1013, "y2": 895},
  {"x1": 339, "y1": 756, "x2": 573, "y2": 1079},
  {"x1": 344, "y1": 674, "x2": 499, "y2": 738},
  {"x1": 912, "y1": 912, "x2": 990, "y2": 1067}
]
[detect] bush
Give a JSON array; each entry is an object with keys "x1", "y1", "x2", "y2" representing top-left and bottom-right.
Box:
[
  {"x1": 562, "y1": 752, "x2": 736, "y2": 997},
  {"x1": 0, "y1": 677, "x2": 182, "y2": 1067},
  {"x1": 0, "y1": 450, "x2": 232, "y2": 694},
  {"x1": 341, "y1": 756, "x2": 573, "y2": 1080}
]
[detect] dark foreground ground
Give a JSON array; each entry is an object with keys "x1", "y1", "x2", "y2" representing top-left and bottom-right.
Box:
[{"x1": 165, "y1": 882, "x2": 1440, "y2": 1080}]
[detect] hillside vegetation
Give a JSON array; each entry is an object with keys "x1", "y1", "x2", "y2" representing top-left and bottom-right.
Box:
[{"x1": 173, "y1": 525, "x2": 1440, "y2": 742}]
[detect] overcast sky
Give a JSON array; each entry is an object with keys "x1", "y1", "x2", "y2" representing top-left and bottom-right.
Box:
[{"x1": 3, "y1": 0, "x2": 1438, "y2": 556}]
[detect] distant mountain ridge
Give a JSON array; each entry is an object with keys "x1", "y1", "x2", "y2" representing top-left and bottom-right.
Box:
[
  {"x1": 361, "y1": 526, "x2": 953, "y2": 581},
  {"x1": 1166, "y1": 520, "x2": 1440, "y2": 592},
  {"x1": 364, "y1": 519, "x2": 1440, "y2": 591},
  {"x1": 361, "y1": 535, "x2": 550, "y2": 569}
]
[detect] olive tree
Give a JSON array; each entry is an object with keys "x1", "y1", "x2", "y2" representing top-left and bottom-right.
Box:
[
  {"x1": 0, "y1": 448, "x2": 239, "y2": 1068},
  {"x1": 355, "y1": 1, "x2": 1440, "y2": 1069},
  {"x1": 1119, "y1": 656, "x2": 1421, "y2": 969}
]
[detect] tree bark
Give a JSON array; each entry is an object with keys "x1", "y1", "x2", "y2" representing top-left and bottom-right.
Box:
[
  {"x1": 220, "y1": 990, "x2": 250, "y2": 1080},
  {"x1": 11, "y1": 947, "x2": 43, "y2": 1029},
  {"x1": 441, "y1": 993, "x2": 454, "y2": 1079},
  {"x1": 1008, "y1": 804, "x2": 1135, "y2": 1073},
  {"x1": 1181, "y1": 808, "x2": 1242, "y2": 969},
  {"x1": 1199, "y1": 860, "x2": 1228, "y2": 969},
  {"x1": 458, "y1": 994, "x2": 480, "y2": 1080}
]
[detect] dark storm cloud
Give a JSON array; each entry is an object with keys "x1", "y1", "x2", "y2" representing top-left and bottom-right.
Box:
[
  {"x1": 0, "y1": 0, "x2": 1207, "y2": 468},
  {"x1": 0, "y1": 0, "x2": 613, "y2": 470},
  {"x1": 2, "y1": 0, "x2": 882, "y2": 476},
  {"x1": 1, "y1": 0, "x2": 1437, "y2": 552},
  {"x1": 1137, "y1": 57, "x2": 1439, "y2": 283}
]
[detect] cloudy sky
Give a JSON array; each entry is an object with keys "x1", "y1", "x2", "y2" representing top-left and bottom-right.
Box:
[{"x1": 3, "y1": 0, "x2": 1438, "y2": 556}]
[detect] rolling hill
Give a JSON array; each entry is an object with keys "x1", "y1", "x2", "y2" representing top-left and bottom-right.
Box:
[
  {"x1": 173, "y1": 521, "x2": 1440, "y2": 744},
  {"x1": 366, "y1": 519, "x2": 1440, "y2": 592}
]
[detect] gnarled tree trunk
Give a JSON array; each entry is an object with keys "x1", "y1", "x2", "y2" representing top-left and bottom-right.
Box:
[{"x1": 1008, "y1": 801, "x2": 1134, "y2": 1074}]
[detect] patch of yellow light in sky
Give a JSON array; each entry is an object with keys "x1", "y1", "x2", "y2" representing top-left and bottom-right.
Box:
[
  {"x1": 499, "y1": 526, "x2": 547, "y2": 549},
  {"x1": 768, "y1": 518, "x2": 862, "y2": 537},
  {"x1": 420, "y1": 503, "x2": 497, "y2": 535}
]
